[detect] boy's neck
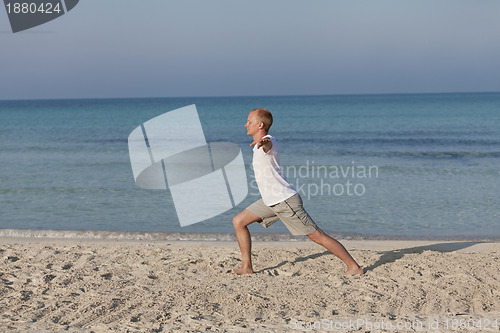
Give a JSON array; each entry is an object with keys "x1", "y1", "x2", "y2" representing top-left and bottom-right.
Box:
[{"x1": 252, "y1": 130, "x2": 269, "y2": 144}]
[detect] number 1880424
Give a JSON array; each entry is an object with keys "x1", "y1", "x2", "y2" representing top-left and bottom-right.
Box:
[{"x1": 6, "y1": 2, "x2": 62, "y2": 14}]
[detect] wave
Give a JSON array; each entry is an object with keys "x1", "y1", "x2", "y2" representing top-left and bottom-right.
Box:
[
  {"x1": 0, "y1": 229, "x2": 237, "y2": 241},
  {"x1": 304, "y1": 150, "x2": 500, "y2": 159},
  {"x1": 287, "y1": 136, "x2": 500, "y2": 147},
  {"x1": 0, "y1": 229, "x2": 308, "y2": 241},
  {"x1": 0, "y1": 229, "x2": 497, "y2": 241},
  {"x1": 366, "y1": 151, "x2": 500, "y2": 159},
  {"x1": 0, "y1": 187, "x2": 121, "y2": 194}
]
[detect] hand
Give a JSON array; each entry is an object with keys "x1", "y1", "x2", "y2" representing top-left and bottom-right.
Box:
[{"x1": 251, "y1": 137, "x2": 272, "y2": 151}]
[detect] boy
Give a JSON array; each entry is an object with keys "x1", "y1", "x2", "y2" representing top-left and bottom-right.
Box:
[{"x1": 232, "y1": 108, "x2": 363, "y2": 276}]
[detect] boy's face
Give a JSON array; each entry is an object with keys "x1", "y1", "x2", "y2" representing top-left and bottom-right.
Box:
[{"x1": 245, "y1": 112, "x2": 261, "y2": 136}]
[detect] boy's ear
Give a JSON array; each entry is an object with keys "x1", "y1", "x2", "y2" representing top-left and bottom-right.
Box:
[{"x1": 258, "y1": 122, "x2": 264, "y2": 129}]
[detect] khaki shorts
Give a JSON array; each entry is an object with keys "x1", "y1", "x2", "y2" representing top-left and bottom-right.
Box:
[{"x1": 246, "y1": 193, "x2": 318, "y2": 236}]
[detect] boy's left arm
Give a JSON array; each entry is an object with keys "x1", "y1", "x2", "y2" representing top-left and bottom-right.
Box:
[{"x1": 257, "y1": 137, "x2": 272, "y2": 153}]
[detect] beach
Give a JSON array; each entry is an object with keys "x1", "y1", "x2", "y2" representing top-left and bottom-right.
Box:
[{"x1": 1, "y1": 237, "x2": 499, "y2": 332}]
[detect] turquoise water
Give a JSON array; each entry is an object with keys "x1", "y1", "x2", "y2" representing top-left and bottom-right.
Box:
[{"x1": 1, "y1": 93, "x2": 499, "y2": 239}]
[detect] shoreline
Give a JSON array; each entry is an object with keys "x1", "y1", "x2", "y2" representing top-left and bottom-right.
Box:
[
  {"x1": 1, "y1": 236, "x2": 498, "y2": 255},
  {"x1": 1, "y1": 237, "x2": 499, "y2": 255},
  {"x1": 1, "y1": 228, "x2": 499, "y2": 242}
]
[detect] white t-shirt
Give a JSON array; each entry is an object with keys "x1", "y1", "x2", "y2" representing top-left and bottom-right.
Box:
[{"x1": 252, "y1": 135, "x2": 297, "y2": 206}]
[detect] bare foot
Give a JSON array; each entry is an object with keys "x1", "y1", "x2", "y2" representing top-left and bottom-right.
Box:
[
  {"x1": 232, "y1": 267, "x2": 254, "y2": 275},
  {"x1": 343, "y1": 266, "x2": 364, "y2": 276}
]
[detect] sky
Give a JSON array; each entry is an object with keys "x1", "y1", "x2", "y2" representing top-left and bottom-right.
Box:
[{"x1": 1, "y1": 0, "x2": 500, "y2": 100}]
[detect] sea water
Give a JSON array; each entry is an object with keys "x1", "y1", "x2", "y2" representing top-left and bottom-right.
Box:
[{"x1": 1, "y1": 93, "x2": 499, "y2": 239}]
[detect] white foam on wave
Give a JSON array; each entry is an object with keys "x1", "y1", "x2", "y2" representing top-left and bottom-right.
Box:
[
  {"x1": 0, "y1": 229, "x2": 231, "y2": 241},
  {"x1": 0, "y1": 229, "x2": 318, "y2": 241}
]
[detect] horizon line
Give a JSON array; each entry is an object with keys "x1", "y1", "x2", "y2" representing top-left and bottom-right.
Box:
[{"x1": 1, "y1": 90, "x2": 500, "y2": 102}]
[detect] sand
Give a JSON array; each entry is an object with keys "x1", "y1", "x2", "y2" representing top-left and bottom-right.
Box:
[{"x1": 0, "y1": 237, "x2": 499, "y2": 332}]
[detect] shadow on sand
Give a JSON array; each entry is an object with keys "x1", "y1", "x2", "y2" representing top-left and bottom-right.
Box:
[
  {"x1": 363, "y1": 241, "x2": 483, "y2": 272},
  {"x1": 256, "y1": 250, "x2": 333, "y2": 274},
  {"x1": 256, "y1": 241, "x2": 483, "y2": 274}
]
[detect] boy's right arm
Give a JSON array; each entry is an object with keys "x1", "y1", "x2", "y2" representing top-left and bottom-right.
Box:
[{"x1": 255, "y1": 137, "x2": 272, "y2": 153}]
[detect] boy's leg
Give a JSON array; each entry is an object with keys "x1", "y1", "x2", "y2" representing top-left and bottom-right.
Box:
[
  {"x1": 232, "y1": 209, "x2": 262, "y2": 274},
  {"x1": 307, "y1": 228, "x2": 364, "y2": 275}
]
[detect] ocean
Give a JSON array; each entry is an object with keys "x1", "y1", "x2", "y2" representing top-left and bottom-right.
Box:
[{"x1": 1, "y1": 93, "x2": 499, "y2": 240}]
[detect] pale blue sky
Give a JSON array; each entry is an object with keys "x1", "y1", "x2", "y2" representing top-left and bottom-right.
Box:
[{"x1": 1, "y1": 0, "x2": 500, "y2": 99}]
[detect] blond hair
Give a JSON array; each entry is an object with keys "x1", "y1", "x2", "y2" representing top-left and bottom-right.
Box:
[{"x1": 250, "y1": 108, "x2": 273, "y2": 131}]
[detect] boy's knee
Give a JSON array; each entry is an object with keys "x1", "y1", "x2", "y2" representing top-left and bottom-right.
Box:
[
  {"x1": 233, "y1": 210, "x2": 260, "y2": 229},
  {"x1": 307, "y1": 229, "x2": 324, "y2": 243},
  {"x1": 232, "y1": 215, "x2": 243, "y2": 228}
]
